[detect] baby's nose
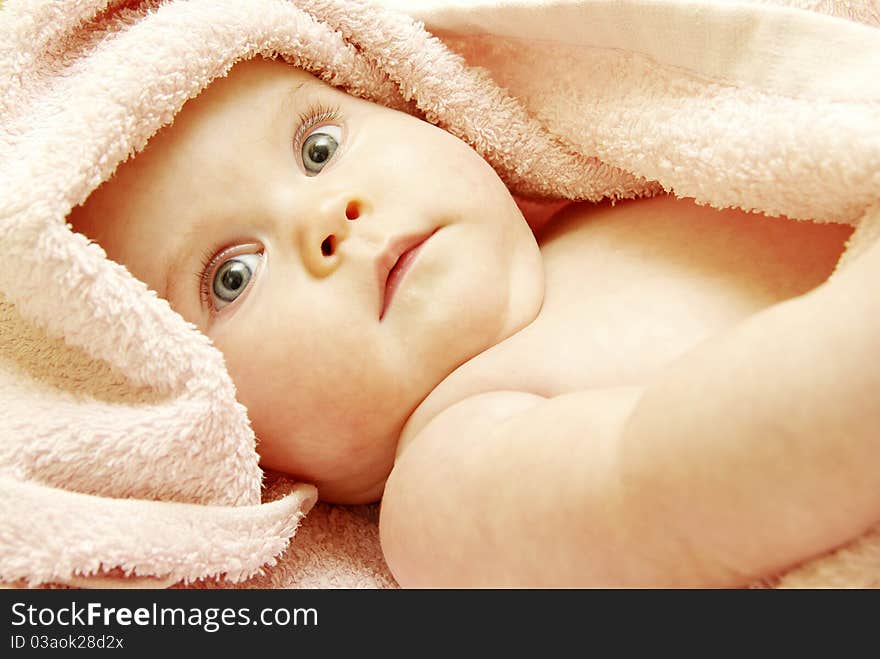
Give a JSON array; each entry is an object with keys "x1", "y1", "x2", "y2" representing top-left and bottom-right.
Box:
[{"x1": 300, "y1": 196, "x2": 366, "y2": 277}]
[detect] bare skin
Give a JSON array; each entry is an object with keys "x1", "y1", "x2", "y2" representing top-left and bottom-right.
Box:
[
  {"x1": 383, "y1": 197, "x2": 877, "y2": 587},
  {"x1": 69, "y1": 57, "x2": 879, "y2": 587}
]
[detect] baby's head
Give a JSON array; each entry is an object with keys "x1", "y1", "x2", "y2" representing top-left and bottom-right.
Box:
[{"x1": 69, "y1": 57, "x2": 543, "y2": 502}]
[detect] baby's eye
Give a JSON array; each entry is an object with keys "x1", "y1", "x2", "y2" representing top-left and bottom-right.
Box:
[
  {"x1": 211, "y1": 253, "x2": 261, "y2": 309},
  {"x1": 301, "y1": 124, "x2": 342, "y2": 175}
]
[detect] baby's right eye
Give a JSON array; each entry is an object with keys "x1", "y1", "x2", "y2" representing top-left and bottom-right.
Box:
[{"x1": 207, "y1": 252, "x2": 262, "y2": 310}]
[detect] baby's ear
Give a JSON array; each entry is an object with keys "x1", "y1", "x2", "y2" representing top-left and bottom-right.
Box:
[{"x1": 513, "y1": 196, "x2": 568, "y2": 234}]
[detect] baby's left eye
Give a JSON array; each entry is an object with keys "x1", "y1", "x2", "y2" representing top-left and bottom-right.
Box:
[{"x1": 301, "y1": 125, "x2": 342, "y2": 175}]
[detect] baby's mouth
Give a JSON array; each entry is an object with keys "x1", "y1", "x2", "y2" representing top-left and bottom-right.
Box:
[{"x1": 377, "y1": 230, "x2": 437, "y2": 321}]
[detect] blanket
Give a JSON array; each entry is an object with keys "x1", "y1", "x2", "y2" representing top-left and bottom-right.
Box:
[{"x1": 1, "y1": 0, "x2": 879, "y2": 588}]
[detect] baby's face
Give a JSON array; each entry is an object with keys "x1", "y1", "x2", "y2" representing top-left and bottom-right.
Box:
[{"x1": 69, "y1": 57, "x2": 543, "y2": 502}]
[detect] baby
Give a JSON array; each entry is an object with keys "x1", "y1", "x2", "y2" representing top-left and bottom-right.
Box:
[{"x1": 69, "y1": 57, "x2": 880, "y2": 587}]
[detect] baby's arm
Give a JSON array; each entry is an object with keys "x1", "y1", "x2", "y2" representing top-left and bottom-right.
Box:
[{"x1": 380, "y1": 237, "x2": 880, "y2": 587}]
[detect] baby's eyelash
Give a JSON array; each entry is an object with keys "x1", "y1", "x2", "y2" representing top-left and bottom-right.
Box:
[
  {"x1": 195, "y1": 244, "x2": 251, "y2": 309},
  {"x1": 293, "y1": 102, "x2": 342, "y2": 152},
  {"x1": 195, "y1": 245, "x2": 223, "y2": 307}
]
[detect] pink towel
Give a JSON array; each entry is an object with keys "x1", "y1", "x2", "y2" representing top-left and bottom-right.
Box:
[{"x1": 1, "y1": 0, "x2": 879, "y2": 588}]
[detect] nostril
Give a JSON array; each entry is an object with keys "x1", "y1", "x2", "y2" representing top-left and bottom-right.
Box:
[
  {"x1": 321, "y1": 235, "x2": 336, "y2": 257},
  {"x1": 345, "y1": 201, "x2": 360, "y2": 221}
]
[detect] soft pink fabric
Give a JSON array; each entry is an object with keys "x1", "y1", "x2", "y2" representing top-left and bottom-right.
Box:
[{"x1": 1, "y1": 0, "x2": 879, "y2": 588}]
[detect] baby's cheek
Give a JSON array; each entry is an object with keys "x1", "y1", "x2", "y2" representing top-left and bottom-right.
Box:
[{"x1": 212, "y1": 327, "x2": 289, "y2": 416}]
